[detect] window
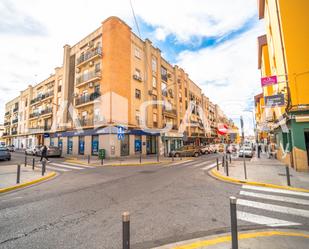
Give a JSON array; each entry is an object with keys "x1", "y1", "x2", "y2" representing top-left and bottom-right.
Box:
[
  {"x1": 134, "y1": 47, "x2": 141, "y2": 59},
  {"x1": 152, "y1": 76, "x2": 157, "y2": 88},
  {"x1": 161, "y1": 81, "x2": 167, "y2": 97},
  {"x1": 161, "y1": 66, "x2": 167, "y2": 81},
  {"x1": 179, "y1": 92, "x2": 182, "y2": 102},
  {"x1": 95, "y1": 63, "x2": 101, "y2": 73},
  {"x1": 67, "y1": 137, "x2": 73, "y2": 154},
  {"x1": 135, "y1": 89, "x2": 141, "y2": 99},
  {"x1": 135, "y1": 110, "x2": 140, "y2": 125},
  {"x1": 135, "y1": 68, "x2": 141, "y2": 77},
  {"x1": 152, "y1": 57, "x2": 157, "y2": 72},
  {"x1": 91, "y1": 135, "x2": 99, "y2": 155},
  {"x1": 79, "y1": 136, "x2": 85, "y2": 155},
  {"x1": 94, "y1": 84, "x2": 100, "y2": 93},
  {"x1": 153, "y1": 113, "x2": 158, "y2": 127}
]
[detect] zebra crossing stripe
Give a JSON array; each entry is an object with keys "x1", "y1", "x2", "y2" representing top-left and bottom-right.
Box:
[
  {"x1": 201, "y1": 163, "x2": 217, "y2": 171},
  {"x1": 242, "y1": 185, "x2": 309, "y2": 198},
  {"x1": 237, "y1": 211, "x2": 301, "y2": 227},
  {"x1": 237, "y1": 199, "x2": 309, "y2": 218},
  {"x1": 170, "y1": 160, "x2": 193, "y2": 166},
  {"x1": 240, "y1": 191, "x2": 309, "y2": 206},
  {"x1": 64, "y1": 162, "x2": 95, "y2": 168},
  {"x1": 50, "y1": 163, "x2": 85, "y2": 170},
  {"x1": 46, "y1": 166, "x2": 70, "y2": 172}
]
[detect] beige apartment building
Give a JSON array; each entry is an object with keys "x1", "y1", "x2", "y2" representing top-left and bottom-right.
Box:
[{"x1": 2, "y1": 16, "x2": 231, "y2": 158}]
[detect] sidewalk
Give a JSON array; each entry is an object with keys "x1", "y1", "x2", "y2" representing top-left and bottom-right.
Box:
[
  {"x1": 65, "y1": 154, "x2": 188, "y2": 166},
  {"x1": 215, "y1": 153, "x2": 309, "y2": 190},
  {"x1": 0, "y1": 164, "x2": 56, "y2": 193},
  {"x1": 153, "y1": 229, "x2": 309, "y2": 249}
]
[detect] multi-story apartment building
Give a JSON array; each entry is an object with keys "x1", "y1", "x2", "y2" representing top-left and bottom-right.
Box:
[
  {"x1": 256, "y1": 0, "x2": 309, "y2": 171},
  {"x1": 2, "y1": 16, "x2": 232, "y2": 158}
]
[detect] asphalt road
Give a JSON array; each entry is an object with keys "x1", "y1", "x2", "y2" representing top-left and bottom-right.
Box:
[{"x1": 0, "y1": 153, "x2": 308, "y2": 249}]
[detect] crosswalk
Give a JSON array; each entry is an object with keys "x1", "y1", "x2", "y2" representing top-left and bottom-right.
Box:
[
  {"x1": 236, "y1": 185, "x2": 309, "y2": 227},
  {"x1": 38, "y1": 161, "x2": 94, "y2": 173}
]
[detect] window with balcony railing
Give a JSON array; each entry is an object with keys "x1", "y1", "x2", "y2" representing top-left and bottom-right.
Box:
[
  {"x1": 12, "y1": 118, "x2": 18, "y2": 124},
  {"x1": 76, "y1": 47, "x2": 102, "y2": 65},
  {"x1": 76, "y1": 70, "x2": 101, "y2": 85},
  {"x1": 75, "y1": 91, "x2": 101, "y2": 106}
]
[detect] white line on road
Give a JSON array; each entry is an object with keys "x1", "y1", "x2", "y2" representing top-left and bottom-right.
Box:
[
  {"x1": 237, "y1": 211, "x2": 301, "y2": 227},
  {"x1": 64, "y1": 162, "x2": 95, "y2": 168},
  {"x1": 242, "y1": 185, "x2": 309, "y2": 198},
  {"x1": 201, "y1": 163, "x2": 217, "y2": 171},
  {"x1": 239, "y1": 191, "x2": 309, "y2": 205},
  {"x1": 46, "y1": 166, "x2": 69, "y2": 172},
  {"x1": 170, "y1": 160, "x2": 193, "y2": 166},
  {"x1": 237, "y1": 199, "x2": 309, "y2": 218},
  {"x1": 50, "y1": 163, "x2": 85, "y2": 170}
]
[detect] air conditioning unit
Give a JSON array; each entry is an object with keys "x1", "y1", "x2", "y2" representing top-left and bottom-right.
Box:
[
  {"x1": 89, "y1": 82, "x2": 94, "y2": 88},
  {"x1": 133, "y1": 75, "x2": 142, "y2": 82},
  {"x1": 76, "y1": 68, "x2": 80, "y2": 73},
  {"x1": 89, "y1": 61, "x2": 94, "y2": 66}
]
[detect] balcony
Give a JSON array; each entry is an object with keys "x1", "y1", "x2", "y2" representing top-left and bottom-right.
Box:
[
  {"x1": 4, "y1": 121, "x2": 10, "y2": 126},
  {"x1": 30, "y1": 90, "x2": 54, "y2": 105},
  {"x1": 133, "y1": 74, "x2": 142, "y2": 82},
  {"x1": 29, "y1": 125, "x2": 51, "y2": 131},
  {"x1": 162, "y1": 107, "x2": 177, "y2": 117},
  {"x1": 75, "y1": 70, "x2": 101, "y2": 87},
  {"x1": 75, "y1": 118, "x2": 94, "y2": 127},
  {"x1": 11, "y1": 131, "x2": 17, "y2": 135},
  {"x1": 12, "y1": 118, "x2": 18, "y2": 124},
  {"x1": 13, "y1": 107, "x2": 18, "y2": 113},
  {"x1": 5, "y1": 111, "x2": 10, "y2": 116},
  {"x1": 2, "y1": 132, "x2": 9, "y2": 136},
  {"x1": 75, "y1": 91, "x2": 101, "y2": 107},
  {"x1": 76, "y1": 47, "x2": 102, "y2": 67},
  {"x1": 29, "y1": 108, "x2": 52, "y2": 119}
]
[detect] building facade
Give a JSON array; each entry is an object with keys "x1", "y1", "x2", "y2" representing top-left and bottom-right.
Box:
[
  {"x1": 256, "y1": 0, "x2": 309, "y2": 171},
  {"x1": 2, "y1": 16, "x2": 232, "y2": 158}
]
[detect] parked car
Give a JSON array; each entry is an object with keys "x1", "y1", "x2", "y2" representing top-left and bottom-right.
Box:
[
  {"x1": 239, "y1": 146, "x2": 253, "y2": 158},
  {"x1": 0, "y1": 147, "x2": 11, "y2": 161},
  {"x1": 7, "y1": 145, "x2": 15, "y2": 152},
  {"x1": 169, "y1": 145, "x2": 201, "y2": 157},
  {"x1": 209, "y1": 144, "x2": 218, "y2": 153},
  {"x1": 200, "y1": 145, "x2": 214, "y2": 154},
  {"x1": 25, "y1": 145, "x2": 42, "y2": 156}
]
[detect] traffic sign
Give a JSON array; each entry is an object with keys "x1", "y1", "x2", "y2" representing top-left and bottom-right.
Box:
[{"x1": 117, "y1": 133, "x2": 125, "y2": 140}]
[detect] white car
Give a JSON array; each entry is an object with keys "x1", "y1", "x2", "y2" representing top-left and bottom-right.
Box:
[{"x1": 239, "y1": 147, "x2": 253, "y2": 158}]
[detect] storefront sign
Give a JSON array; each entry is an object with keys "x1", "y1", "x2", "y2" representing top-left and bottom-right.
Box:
[
  {"x1": 265, "y1": 94, "x2": 285, "y2": 107},
  {"x1": 261, "y1": 75, "x2": 277, "y2": 87}
]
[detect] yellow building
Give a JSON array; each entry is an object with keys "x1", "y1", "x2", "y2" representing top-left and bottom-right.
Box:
[
  {"x1": 257, "y1": 0, "x2": 309, "y2": 171},
  {"x1": 3, "y1": 16, "x2": 230, "y2": 158}
]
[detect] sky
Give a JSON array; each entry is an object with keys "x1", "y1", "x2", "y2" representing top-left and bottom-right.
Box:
[{"x1": 0, "y1": 0, "x2": 265, "y2": 135}]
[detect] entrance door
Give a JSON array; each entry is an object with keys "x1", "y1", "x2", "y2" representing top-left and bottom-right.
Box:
[
  {"x1": 121, "y1": 134, "x2": 129, "y2": 156},
  {"x1": 305, "y1": 132, "x2": 309, "y2": 166}
]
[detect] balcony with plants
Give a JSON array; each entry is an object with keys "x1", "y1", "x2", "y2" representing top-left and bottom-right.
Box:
[{"x1": 75, "y1": 91, "x2": 101, "y2": 107}]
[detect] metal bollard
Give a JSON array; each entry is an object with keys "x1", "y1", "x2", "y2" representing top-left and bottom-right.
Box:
[
  {"x1": 42, "y1": 160, "x2": 46, "y2": 176},
  {"x1": 222, "y1": 155, "x2": 225, "y2": 167},
  {"x1": 229, "y1": 154, "x2": 232, "y2": 163},
  {"x1": 139, "y1": 151, "x2": 142, "y2": 164},
  {"x1": 17, "y1": 164, "x2": 21, "y2": 184},
  {"x1": 101, "y1": 158, "x2": 104, "y2": 166},
  {"x1": 286, "y1": 166, "x2": 291, "y2": 186},
  {"x1": 122, "y1": 211, "x2": 130, "y2": 249},
  {"x1": 87, "y1": 155, "x2": 90, "y2": 164},
  {"x1": 230, "y1": 197, "x2": 238, "y2": 249},
  {"x1": 32, "y1": 158, "x2": 35, "y2": 170},
  {"x1": 172, "y1": 153, "x2": 174, "y2": 161},
  {"x1": 216, "y1": 158, "x2": 219, "y2": 170},
  {"x1": 24, "y1": 155, "x2": 27, "y2": 167},
  {"x1": 226, "y1": 157, "x2": 229, "y2": 176}
]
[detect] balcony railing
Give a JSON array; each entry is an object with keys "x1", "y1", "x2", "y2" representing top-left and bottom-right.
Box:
[
  {"x1": 5, "y1": 111, "x2": 10, "y2": 116},
  {"x1": 75, "y1": 91, "x2": 101, "y2": 106},
  {"x1": 162, "y1": 107, "x2": 177, "y2": 116},
  {"x1": 76, "y1": 70, "x2": 101, "y2": 85},
  {"x1": 76, "y1": 47, "x2": 102, "y2": 65},
  {"x1": 75, "y1": 118, "x2": 94, "y2": 127},
  {"x1": 2, "y1": 132, "x2": 9, "y2": 136},
  {"x1": 29, "y1": 108, "x2": 52, "y2": 118},
  {"x1": 12, "y1": 118, "x2": 18, "y2": 124},
  {"x1": 4, "y1": 121, "x2": 10, "y2": 126},
  {"x1": 13, "y1": 107, "x2": 18, "y2": 113},
  {"x1": 29, "y1": 125, "x2": 51, "y2": 131},
  {"x1": 11, "y1": 131, "x2": 17, "y2": 135},
  {"x1": 30, "y1": 90, "x2": 54, "y2": 105}
]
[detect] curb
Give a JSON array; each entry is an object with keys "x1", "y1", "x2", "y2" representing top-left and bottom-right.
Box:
[
  {"x1": 0, "y1": 172, "x2": 57, "y2": 194},
  {"x1": 158, "y1": 230, "x2": 309, "y2": 249},
  {"x1": 65, "y1": 159, "x2": 165, "y2": 167},
  {"x1": 209, "y1": 168, "x2": 309, "y2": 193}
]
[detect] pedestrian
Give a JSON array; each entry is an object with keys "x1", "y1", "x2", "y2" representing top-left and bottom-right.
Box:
[
  {"x1": 257, "y1": 143, "x2": 261, "y2": 158},
  {"x1": 40, "y1": 145, "x2": 50, "y2": 162}
]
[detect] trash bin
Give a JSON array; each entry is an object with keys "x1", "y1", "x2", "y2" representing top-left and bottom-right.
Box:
[{"x1": 99, "y1": 149, "x2": 105, "y2": 159}]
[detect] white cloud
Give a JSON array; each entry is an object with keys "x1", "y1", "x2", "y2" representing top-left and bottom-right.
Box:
[{"x1": 176, "y1": 22, "x2": 265, "y2": 134}]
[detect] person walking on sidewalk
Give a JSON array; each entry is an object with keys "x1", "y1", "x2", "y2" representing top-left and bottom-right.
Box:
[{"x1": 40, "y1": 145, "x2": 50, "y2": 163}]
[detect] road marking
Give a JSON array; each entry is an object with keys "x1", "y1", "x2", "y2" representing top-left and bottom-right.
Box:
[
  {"x1": 50, "y1": 163, "x2": 84, "y2": 170},
  {"x1": 64, "y1": 162, "x2": 95, "y2": 168},
  {"x1": 46, "y1": 166, "x2": 69, "y2": 172},
  {"x1": 242, "y1": 185, "x2": 309, "y2": 198},
  {"x1": 201, "y1": 163, "x2": 217, "y2": 171},
  {"x1": 240, "y1": 190, "x2": 309, "y2": 205},
  {"x1": 237, "y1": 211, "x2": 301, "y2": 227},
  {"x1": 170, "y1": 160, "x2": 193, "y2": 166},
  {"x1": 237, "y1": 199, "x2": 309, "y2": 218}
]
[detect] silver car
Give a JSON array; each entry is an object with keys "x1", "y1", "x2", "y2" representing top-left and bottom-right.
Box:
[
  {"x1": 0, "y1": 147, "x2": 11, "y2": 161},
  {"x1": 239, "y1": 147, "x2": 253, "y2": 158}
]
